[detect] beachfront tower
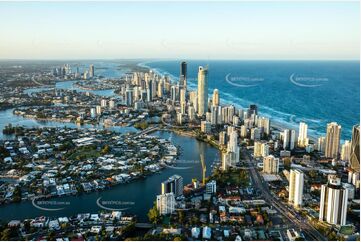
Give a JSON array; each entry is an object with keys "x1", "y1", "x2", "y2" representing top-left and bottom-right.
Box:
[
  {"x1": 350, "y1": 125, "x2": 360, "y2": 171},
  {"x1": 288, "y1": 169, "x2": 304, "y2": 207},
  {"x1": 180, "y1": 61, "x2": 187, "y2": 88},
  {"x1": 212, "y1": 89, "x2": 219, "y2": 107},
  {"x1": 197, "y1": 66, "x2": 208, "y2": 116},
  {"x1": 319, "y1": 175, "x2": 348, "y2": 225},
  {"x1": 325, "y1": 122, "x2": 341, "y2": 159},
  {"x1": 297, "y1": 122, "x2": 309, "y2": 148}
]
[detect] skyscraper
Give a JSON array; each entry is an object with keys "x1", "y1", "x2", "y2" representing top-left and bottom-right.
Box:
[
  {"x1": 125, "y1": 88, "x2": 134, "y2": 107},
  {"x1": 212, "y1": 89, "x2": 219, "y2": 107},
  {"x1": 283, "y1": 129, "x2": 296, "y2": 150},
  {"x1": 263, "y1": 155, "x2": 279, "y2": 174},
  {"x1": 89, "y1": 64, "x2": 94, "y2": 78},
  {"x1": 297, "y1": 122, "x2": 309, "y2": 147},
  {"x1": 325, "y1": 122, "x2": 341, "y2": 159},
  {"x1": 180, "y1": 61, "x2": 187, "y2": 88},
  {"x1": 248, "y1": 104, "x2": 258, "y2": 117},
  {"x1": 197, "y1": 66, "x2": 208, "y2": 116},
  {"x1": 161, "y1": 175, "x2": 183, "y2": 197},
  {"x1": 341, "y1": 140, "x2": 351, "y2": 162},
  {"x1": 156, "y1": 193, "x2": 175, "y2": 215},
  {"x1": 288, "y1": 169, "x2": 304, "y2": 207},
  {"x1": 258, "y1": 117, "x2": 270, "y2": 137},
  {"x1": 290, "y1": 130, "x2": 296, "y2": 150},
  {"x1": 317, "y1": 136, "x2": 326, "y2": 152},
  {"x1": 319, "y1": 175, "x2": 348, "y2": 226},
  {"x1": 350, "y1": 125, "x2": 360, "y2": 171}
]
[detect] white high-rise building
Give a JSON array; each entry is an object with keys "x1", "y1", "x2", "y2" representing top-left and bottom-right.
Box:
[
  {"x1": 96, "y1": 105, "x2": 102, "y2": 115},
  {"x1": 319, "y1": 175, "x2": 348, "y2": 225},
  {"x1": 258, "y1": 117, "x2": 270, "y2": 136},
  {"x1": 283, "y1": 130, "x2": 290, "y2": 150},
  {"x1": 254, "y1": 141, "x2": 269, "y2": 157},
  {"x1": 325, "y1": 122, "x2": 341, "y2": 158},
  {"x1": 219, "y1": 131, "x2": 227, "y2": 146},
  {"x1": 290, "y1": 130, "x2": 296, "y2": 150},
  {"x1": 283, "y1": 129, "x2": 296, "y2": 150},
  {"x1": 100, "y1": 99, "x2": 107, "y2": 107},
  {"x1": 341, "y1": 140, "x2": 351, "y2": 162},
  {"x1": 180, "y1": 101, "x2": 186, "y2": 115},
  {"x1": 210, "y1": 106, "x2": 218, "y2": 125},
  {"x1": 180, "y1": 88, "x2": 186, "y2": 104},
  {"x1": 206, "y1": 180, "x2": 217, "y2": 194},
  {"x1": 157, "y1": 80, "x2": 164, "y2": 98},
  {"x1": 89, "y1": 64, "x2": 95, "y2": 78},
  {"x1": 298, "y1": 122, "x2": 309, "y2": 147},
  {"x1": 188, "y1": 106, "x2": 196, "y2": 121},
  {"x1": 240, "y1": 125, "x2": 247, "y2": 138},
  {"x1": 317, "y1": 136, "x2": 326, "y2": 152},
  {"x1": 227, "y1": 130, "x2": 240, "y2": 161},
  {"x1": 90, "y1": 108, "x2": 96, "y2": 118},
  {"x1": 125, "y1": 88, "x2": 133, "y2": 107},
  {"x1": 288, "y1": 169, "x2": 304, "y2": 207},
  {"x1": 212, "y1": 89, "x2": 219, "y2": 107},
  {"x1": 222, "y1": 151, "x2": 238, "y2": 171},
  {"x1": 197, "y1": 66, "x2": 208, "y2": 116},
  {"x1": 109, "y1": 100, "x2": 115, "y2": 109},
  {"x1": 201, "y1": 121, "x2": 211, "y2": 133},
  {"x1": 263, "y1": 155, "x2": 279, "y2": 174},
  {"x1": 156, "y1": 193, "x2": 175, "y2": 215}
]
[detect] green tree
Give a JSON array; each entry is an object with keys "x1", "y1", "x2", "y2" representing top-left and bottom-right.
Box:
[
  {"x1": 101, "y1": 145, "x2": 110, "y2": 155},
  {"x1": 1, "y1": 228, "x2": 16, "y2": 240},
  {"x1": 177, "y1": 210, "x2": 185, "y2": 224},
  {"x1": 148, "y1": 203, "x2": 161, "y2": 225}
]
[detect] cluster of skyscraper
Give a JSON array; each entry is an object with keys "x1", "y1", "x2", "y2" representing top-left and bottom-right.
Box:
[
  {"x1": 124, "y1": 61, "x2": 359, "y2": 228},
  {"x1": 52, "y1": 64, "x2": 95, "y2": 79}
]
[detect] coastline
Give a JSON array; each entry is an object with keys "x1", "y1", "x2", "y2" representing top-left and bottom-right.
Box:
[{"x1": 137, "y1": 61, "x2": 320, "y2": 143}]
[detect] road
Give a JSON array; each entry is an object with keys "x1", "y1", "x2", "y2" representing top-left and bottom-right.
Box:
[{"x1": 242, "y1": 148, "x2": 326, "y2": 241}]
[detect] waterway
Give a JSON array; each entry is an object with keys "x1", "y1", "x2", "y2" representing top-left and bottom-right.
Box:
[{"x1": 0, "y1": 130, "x2": 220, "y2": 222}]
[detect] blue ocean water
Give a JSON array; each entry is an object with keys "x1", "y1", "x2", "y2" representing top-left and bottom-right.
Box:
[{"x1": 142, "y1": 60, "x2": 360, "y2": 140}]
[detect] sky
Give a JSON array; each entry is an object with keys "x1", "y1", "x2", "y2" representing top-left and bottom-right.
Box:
[{"x1": 0, "y1": 1, "x2": 359, "y2": 60}]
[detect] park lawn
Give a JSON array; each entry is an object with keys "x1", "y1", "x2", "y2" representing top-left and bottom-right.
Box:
[
  {"x1": 66, "y1": 145, "x2": 101, "y2": 161},
  {"x1": 212, "y1": 168, "x2": 249, "y2": 187}
]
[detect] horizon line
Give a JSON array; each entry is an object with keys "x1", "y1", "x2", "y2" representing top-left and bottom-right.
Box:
[{"x1": 0, "y1": 58, "x2": 359, "y2": 62}]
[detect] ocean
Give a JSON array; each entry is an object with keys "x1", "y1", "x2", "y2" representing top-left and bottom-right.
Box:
[{"x1": 141, "y1": 60, "x2": 360, "y2": 141}]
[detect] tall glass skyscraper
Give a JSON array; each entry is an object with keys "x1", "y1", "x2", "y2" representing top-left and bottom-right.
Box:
[
  {"x1": 350, "y1": 125, "x2": 360, "y2": 171},
  {"x1": 180, "y1": 61, "x2": 187, "y2": 88},
  {"x1": 325, "y1": 122, "x2": 341, "y2": 159},
  {"x1": 197, "y1": 66, "x2": 208, "y2": 116}
]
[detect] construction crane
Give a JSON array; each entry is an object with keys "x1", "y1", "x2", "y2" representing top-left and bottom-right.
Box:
[{"x1": 200, "y1": 153, "x2": 206, "y2": 185}]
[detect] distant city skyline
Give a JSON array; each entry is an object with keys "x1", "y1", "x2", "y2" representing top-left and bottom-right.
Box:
[{"x1": 0, "y1": 1, "x2": 359, "y2": 60}]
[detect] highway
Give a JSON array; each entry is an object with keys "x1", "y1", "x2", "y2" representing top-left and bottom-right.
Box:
[{"x1": 242, "y1": 148, "x2": 326, "y2": 241}]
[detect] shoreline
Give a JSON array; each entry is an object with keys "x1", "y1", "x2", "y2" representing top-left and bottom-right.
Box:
[{"x1": 137, "y1": 61, "x2": 320, "y2": 142}]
